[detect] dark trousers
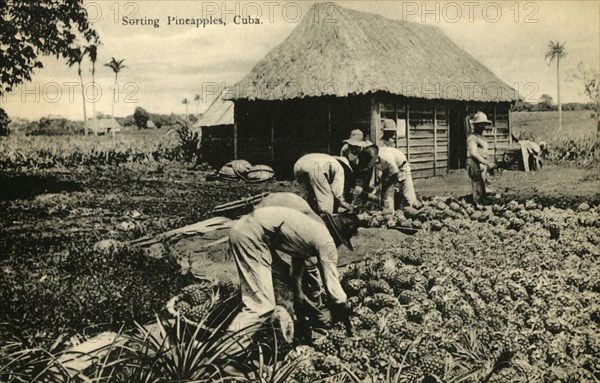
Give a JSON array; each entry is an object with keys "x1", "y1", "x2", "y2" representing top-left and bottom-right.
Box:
[{"x1": 466, "y1": 158, "x2": 486, "y2": 205}]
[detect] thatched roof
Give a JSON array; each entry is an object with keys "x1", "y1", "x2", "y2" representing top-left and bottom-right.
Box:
[
  {"x1": 227, "y1": 2, "x2": 516, "y2": 102},
  {"x1": 85, "y1": 118, "x2": 122, "y2": 133},
  {"x1": 194, "y1": 90, "x2": 234, "y2": 128}
]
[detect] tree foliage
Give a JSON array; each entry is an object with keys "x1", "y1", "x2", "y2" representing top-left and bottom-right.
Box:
[
  {"x1": 573, "y1": 62, "x2": 599, "y2": 106},
  {"x1": 133, "y1": 106, "x2": 150, "y2": 129},
  {"x1": 0, "y1": 0, "x2": 100, "y2": 96},
  {"x1": 0, "y1": 108, "x2": 11, "y2": 136},
  {"x1": 538, "y1": 94, "x2": 554, "y2": 110}
]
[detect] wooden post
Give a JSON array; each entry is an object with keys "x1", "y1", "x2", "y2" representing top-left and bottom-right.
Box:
[
  {"x1": 327, "y1": 102, "x2": 332, "y2": 153},
  {"x1": 508, "y1": 104, "x2": 513, "y2": 144},
  {"x1": 233, "y1": 113, "x2": 238, "y2": 160},
  {"x1": 370, "y1": 95, "x2": 379, "y2": 146},
  {"x1": 433, "y1": 104, "x2": 437, "y2": 177},
  {"x1": 270, "y1": 111, "x2": 275, "y2": 163},
  {"x1": 493, "y1": 104, "x2": 498, "y2": 164},
  {"x1": 394, "y1": 100, "x2": 399, "y2": 149},
  {"x1": 406, "y1": 103, "x2": 410, "y2": 161}
]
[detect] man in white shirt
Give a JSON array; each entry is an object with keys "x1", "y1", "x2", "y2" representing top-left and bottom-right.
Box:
[
  {"x1": 293, "y1": 153, "x2": 355, "y2": 214},
  {"x1": 227, "y1": 205, "x2": 358, "y2": 343},
  {"x1": 359, "y1": 145, "x2": 419, "y2": 211},
  {"x1": 254, "y1": 192, "x2": 330, "y2": 329}
]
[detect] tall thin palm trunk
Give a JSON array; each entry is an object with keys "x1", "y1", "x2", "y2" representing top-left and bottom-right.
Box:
[
  {"x1": 112, "y1": 72, "x2": 118, "y2": 118},
  {"x1": 92, "y1": 62, "x2": 97, "y2": 135},
  {"x1": 78, "y1": 63, "x2": 88, "y2": 136},
  {"x1": 557, "y1": 59, "x2": 562, "y2": 131}
]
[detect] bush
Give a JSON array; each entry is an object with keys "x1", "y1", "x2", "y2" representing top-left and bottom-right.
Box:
[
  {"x1": 0, "y1": 242, "x2": 192, "y2": 348},
  {"x1": 22, "y1": 117, "x2": 84, "y2": 136},
  {"x1": 133, "y1": 107, "x2": 150, "y2": 129},
  {"x1": 171, "y1": 121, "x2": 201, "y2": 163}
]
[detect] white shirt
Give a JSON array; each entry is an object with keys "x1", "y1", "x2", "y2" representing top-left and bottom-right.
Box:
[
  {"x1": 294, "y1": 153, "x2": 347, "y2": 202},
  {"x1": 376, "y1": 146, "x2": 408, "y2": 177},
  {"x1": 252, "y1": 206, "x2": 347, "y2": 303}
]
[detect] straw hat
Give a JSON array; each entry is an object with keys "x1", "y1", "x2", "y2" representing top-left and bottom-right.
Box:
[
  {"x1": 344, "y1": 138, "x2": 369, "y2": 148},
  {"x1": 357, "y1": 145, "x2": 379, "y2": 171},
  {"x1": 346, "y1": 129, "x2": 364, "y2": 140},
  {"x1": 470, "y1": 111, "x2": 493, "y2": 125},
  {"x1": 323, "y1": 211, "x2": 359, "y2": 251},
  {"x1": 382, "y1": 119, "x2": 397, "y2": 132},
  {"x1": 343, "y1": 129, "x2": 368, "y2": 147}
]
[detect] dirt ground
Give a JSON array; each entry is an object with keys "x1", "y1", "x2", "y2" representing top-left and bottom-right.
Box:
[
  {"x1": 415, "y1": 164, "x2": 600, "y2": 207},
  {"x1": 135, "y1": 163, "x2": 599, "y2": 283},
  {"x1": 163, "y1": 227, "x2": 412, "y2": 283}
]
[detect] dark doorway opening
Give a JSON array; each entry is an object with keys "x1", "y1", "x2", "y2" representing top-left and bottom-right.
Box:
[{"x1": 448, "y1": 104, "x2": 468, "y2": 170}]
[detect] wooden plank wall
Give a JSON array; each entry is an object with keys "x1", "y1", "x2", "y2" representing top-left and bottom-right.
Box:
[{"x1": 377, "y1": 95, "x2": 450, "y2": 179}]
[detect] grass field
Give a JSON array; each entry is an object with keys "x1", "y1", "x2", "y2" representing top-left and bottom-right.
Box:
[{"x1": 512, "y1": 110, "x2": 598, "y2": 142}]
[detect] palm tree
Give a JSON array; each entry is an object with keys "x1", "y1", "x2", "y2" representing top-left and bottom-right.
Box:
[
  {"x1": 104, "y1": 57, "x2": 128, "y2": 119},
  {"x1": 545, "y1": 40, "x2": 568, "y2": 131},
  {"x1": 86, "y1": 44, "x2": 98, "y2": 135},
  {"x1": 182, "y1": 98, "x2": 190, "y2": 120},
  {"x1": 66, "y1": 46, "x2": 88, "y2": 135},
  {"x1": 194, "y1": 94, "x2": 200, "y2": 116}
]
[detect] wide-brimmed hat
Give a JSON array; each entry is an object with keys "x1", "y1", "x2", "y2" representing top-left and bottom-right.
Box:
[
  {"x1": 382, "y1": 119, "x2": 397, "y2": 132},
  {"x1": 323, "y1": 211, "x2": 359, "y2": 251},
  {"x1": 346, "y1": 129, "x2": 364, "y2": 140},
  {"x1": 470, "y1": 111, "x2": 493, "y2": 125},
  {"x1": 344, "y1": 138, "x2": 370, "y2": 148},
  {"x1": 357, "y1": 145, "x2": 379, "y2": 171}
]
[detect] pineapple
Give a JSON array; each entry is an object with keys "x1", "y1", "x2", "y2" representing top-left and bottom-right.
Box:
[
  {"x1": 187, "y1": 304, "x2": 207, "y2": 322},
  {"x1": 329, "y1": 330, "x2": 346, "y2": 349},
  {"x1": 364, "y1": 293, "x2": 399, "y2": 312},
  {"x1": 182, "y1": 283, "x2": 212, "y2": 305},
  {"x1": 419, "y1": 351, "x2": 445, "y2": 378},
  {"x1": 314, "y1": 337, "x2": 337, "y2": 356},
  {"x1": 366, "y1": 279, "x2": 394, "y2": 295},
  {"x1": 174, "y1": 300, "x2": 191, "y2": 315},
  {"x1": 406, "y1": 302, "x2": 424, "y2": 323},
  {"x1": 354, "y1": 306, "x2": 379, "y2": 330},
  {"x1": 343, "y1": 278, "x2": 366, "y2": 296},
  {"x1": 385, "y1": 270, "x2": 416, "y2": 293},
  {"x1": 396, "y1": 366, "x2": 425, "y2": 383},
  {"x1": 388, "y1": 320, "x2": 405, "y2": 335}
]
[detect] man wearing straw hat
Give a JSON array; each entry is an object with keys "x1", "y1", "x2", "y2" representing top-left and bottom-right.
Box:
[
  {"x1": 467, "y1": 111, "x2": 496, "y2": 207},
  {"x1": 380, "y1": 118, "x2": 399, "y2": 148},
  {"x1": 340, "y1": 129, "x2": 372, "y2": 166}
]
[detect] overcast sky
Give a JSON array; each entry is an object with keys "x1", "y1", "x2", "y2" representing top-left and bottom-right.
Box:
[{"x1": 1, "y1": 0, "x2": 598, "y2": 121}]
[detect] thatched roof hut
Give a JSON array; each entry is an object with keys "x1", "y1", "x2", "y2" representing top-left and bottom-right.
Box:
[
  {"x1": 85, "y1": 118, "x2": 122, "y2": 135},
  {"x1": 225, "y1": 2, "x2": 518, "y2": 178},
  {"x1": 194, "y1": 91, "x2": 234, "y2": 167},
  {"x1": 195, "y1": 90, "x2": 234, "y2": 128},
  {"x1": 229, "y1": 3, "x2": 515, "y2": 103}
]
